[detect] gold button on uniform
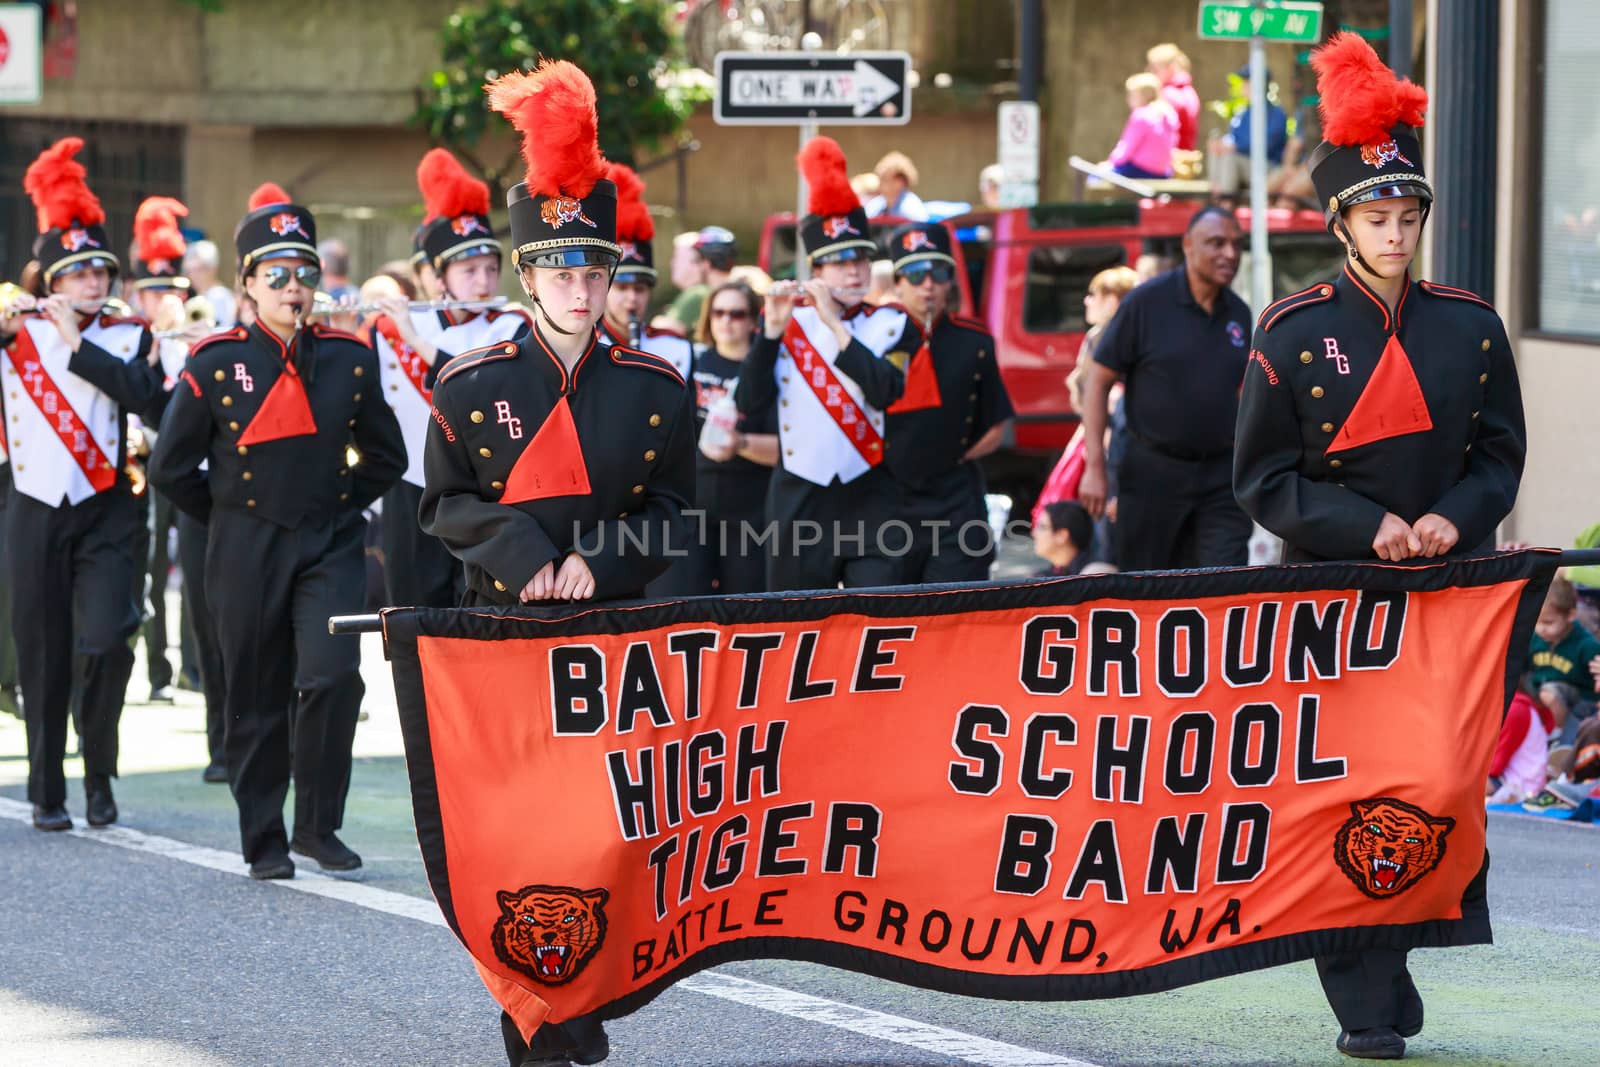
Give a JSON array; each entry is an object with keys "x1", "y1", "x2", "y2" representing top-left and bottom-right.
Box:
[
  {"x1": 1320, "y1": 286, "x2": 1332, "y2": 295},
  {"x1": 242, "y1": 471, "x2": 252, "y2": 482},
  {"x1": 213, "y1": 370, "x2": 225, "y2": 381},
  {"x1": 1471, "y1": 410, "x2": 1480, "y2": 419},
  {"x1": 479, "y1": 447, "x2": 492, "y2": 458},
  {"x1": 1480, "y1": 339, "x2": 1491, "y2": 351},
  {"x1": 632, "y1": 484, "x2": 644, "y2": 494},
  {"x1": 1299, "y1": 351, "x2": 1313, "y2": 364},
  {"x1": 237, "y1": 445, "x2": 248, "y2": 456},
  {"x1": 471, "y1": 410, "x2": 485, "y2": 424},
  {"x1": 353, "y1": 393, "x2": 362, "y2": 402},
  {"x1": 491, "y1": 480, "x2": 504, "y2": 490},
  {"x1": 648, "y1": 413, "x2": 662, "y2": 427},
  {"x1": 339, "y1": 492, "x2": 349, "y2": 501},
  {"x1": 1479, "y1": 373, "x2": 1489, "y2": 384},
  {"x1": 246, "y1": 499, "x2": 256, "y2": 508},
  {"x1": 1321, "y1": 422, "x2": 1334, "y2": 433},
  {"x1": 494, "y1": 580, "x2": 507, "y2": 592},
  {"x1": 1311, "y1": 386, "x2": 1324, "y2": 398},
  {"x1": 1330, "y1": 459, "x2": 1343, "y2": 468},
  {"x1": 354, "y1": 366, "x2": 364, "y2": 376},
  {"x1": 221, "y1": 395, "x2": 233, "y2": 407},
  {"x1": 228, "y1": 420, "x2": 239, "y2": 431},
  {"x1": 643, "y1": 449, "x2": 657, "y2": 462}
]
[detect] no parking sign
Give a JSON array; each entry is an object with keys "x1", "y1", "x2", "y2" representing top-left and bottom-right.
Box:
[{"x1": 0, "y1": 3, "x2": 42, "y2": 105}]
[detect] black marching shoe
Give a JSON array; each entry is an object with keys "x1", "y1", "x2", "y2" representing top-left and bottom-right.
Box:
[
  {"x1": 1397, "y1": 986, "x2": 1424, "y2": 1039},
  {"x1": 1337, "y1": 1027, "x2": 1406, "y2": 1060},
  {"x1": 31, "y1": 804, "x2": 71, "y2": 832},
  {"x1": 201, "y1": 758, "x2": 228, "y2": 784},
  {"x1": 289, "y1": 831, "x2": 363, "y2": 873},
  {"x1": 519, "y1": 1056, "x2": 573, "y2": 1067},
  {"x1": 566, "y1": 1017, "x2": 609, "y2": 1065},
  {"x1": 249, "y1": 853, "x2": 296, "y2": 880},
  {"x1": 84, "y1": 776, "x2": 117, "y2": 827}
]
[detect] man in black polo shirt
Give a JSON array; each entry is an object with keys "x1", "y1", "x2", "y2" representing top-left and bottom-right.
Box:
[{"x1": 1078, "y1": 206, "x2": 1253, "y2": 570}]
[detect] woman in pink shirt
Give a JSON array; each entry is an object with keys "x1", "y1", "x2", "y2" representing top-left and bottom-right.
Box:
[
  {"x1": 1148, "y1": 43, "x2": 1200, "y2": 151},
  {"x1": 1106, "y1": 73, "x2": 1177, "y2": 179}
]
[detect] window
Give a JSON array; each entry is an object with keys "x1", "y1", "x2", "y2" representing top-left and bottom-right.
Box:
[
  {"x1": 1265, "y1": 232, "x2": 1344, "y2": 300},
  {"x1": 1022, "y1": 243, "x2": 1126, "y2": 333},
  {"x1": 1534, "y1": 0, "x2": 1600, "y2": 338}
]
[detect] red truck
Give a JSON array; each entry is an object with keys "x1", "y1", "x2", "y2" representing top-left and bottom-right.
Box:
[{"x1": 758, "y1": 199, "x2": 1343, "y2": 502}]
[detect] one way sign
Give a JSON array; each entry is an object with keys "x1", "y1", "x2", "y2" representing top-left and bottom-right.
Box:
[{"x1": 714, "y1": 51, "x2": 912, "y2": 126}]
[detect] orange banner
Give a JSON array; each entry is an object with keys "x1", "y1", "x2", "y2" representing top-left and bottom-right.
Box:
[{"x1": 384, "y1": 551, "x2": 1555, "y2": 1037}]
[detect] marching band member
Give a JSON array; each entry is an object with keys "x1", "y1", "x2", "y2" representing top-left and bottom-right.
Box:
[
  {"x1": 0, "y1": 138, "x2": 163, "y2": 832},
  {"x1": 419, "y1": 59, "x2": 695, "y2": 1066},
  {"x1": 371, "y1": 148, "x2": 532, "y2": 609},
  {"x1": 734, "y1": 136, "x2": 913, "y2": 591},
  {"x1": 881, "y1": 221, "x2": 1014, "y2": 582},
  {"x1": 149, "y1": 182, "x2": 405, "y2": 880},
  {"x1": 1234, "y1": 35, "x2": 1526, "y2": 1060},
  {"x1": 596, "y1": 163, "x2": 694, "y2": 379}
]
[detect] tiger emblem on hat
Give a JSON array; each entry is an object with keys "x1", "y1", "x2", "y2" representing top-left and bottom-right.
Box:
[
  {"x1": 821, "y1": 215, "x2": 859, "y2": 240},
  {"x1": 620, "y1": 240, "x2": 641, "y2": 262},
  {"x1": 60, "y1": 228, "x2": 100, "y2": 251},
  {"x1": 901, "y1": 230, "x2": 934, "y2": 252},
  {"x1": 268, "y1": 212, "x2": 310, "y2": 239},
  {"x1": 1359, "y1": 139, "x2": 1414, "y2": 170},
  {"x1": 540, "y1": 196, "x2": 597, "y2": 230},
  {"x1": 1333, "y1": 797, "x2": 1454, "y2": 899},
  {"x1": 450, "y1": 215, "x2": 489, "y2": 237},
  {"x1": 490, "y1": 883, "x2": 609, "y2": 985}
]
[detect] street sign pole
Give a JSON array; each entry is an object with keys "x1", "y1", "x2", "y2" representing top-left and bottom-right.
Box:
[
  {"x1": 1249, "y1": 29, "x2": 1271, "y2": 317},
  {"x1": 797, "y1": 120, "x2": 817, "y2": 281}
]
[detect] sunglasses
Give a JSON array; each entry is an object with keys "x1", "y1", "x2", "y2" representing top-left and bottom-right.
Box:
[
  {"x1": 901, "y1": 264, "x2": 954, "y2": 285},
  {"x1": 710, "y1": 307, "x2": 751, "y2": 321},
  {"x1": 259, "y1": 263, "x2": 322, "y2": 290}
]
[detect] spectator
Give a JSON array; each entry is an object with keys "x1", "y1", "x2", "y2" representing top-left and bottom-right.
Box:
[
  {"x1": 1105, "y1": 73, "x2": 1178, "y2": 180},
  {"x1": 1032, "y1": 501, "x2": 1093, "y2": 576},
  {"x1": 851, "y1": 171, "x2": 880, "y2": 202},
  {"x1": 1208, "y1": 68, "x2": 1291, "y2": 197},
  {"x1": 1487, "y1": 679, "x2": 1552, "y2": 804},
  {"x1": 1527, "y1": 576, "x2": 1600, "y2": 747},
  {"x1": 657, "y1": 226, "x2": 737, "y2": 338},
  {"x1": 1147, "y1": 42, "x2": 1200, "y2": 151},
  {"x1": 865, "y1": 151, "x2": 929, "y2": 221},
  {"x1": 317, "y1": 237, "x2": 358, "y2": 305},
  {"x1": 1526, "y1": 652, "x2": 1600, "y2": 812},
  {"x1": 865, "y1": 259, "x2": 896, "y2": 306},
  {"x1": 182, "y1": 240, "x2": 237, "y2": 328},
  {"x1": 374, "y1": 259, "x2": 419, "y2": 301},
  {"x1": 979, "y1": 164, "x2": 1005, "y2": 209}
]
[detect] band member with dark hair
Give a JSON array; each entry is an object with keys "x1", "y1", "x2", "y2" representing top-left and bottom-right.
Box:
[
  {"x1": 735, "y1": 136, "x2": 912, "y2": 591},
  {"x1": 0, "y1": 138, "x2": 163, "y2": 832},
  {"x1": 1234, "y1": 34, "x2": 1526, "y2": 1061},
  {"x1": 131, "y1": 195, "x2": 229, "y2": 780},
  {"x1": 881, "y1": 221, "x2": 1013, "y2": 582},
  {"x1": 371, "y1": 148, "x2": 532, "y2": 609},
  {"x1": 149, "y1": 181, "x2": 405, "y2": 880},
  {"x1": 418, "y1": 59, "x2": 695, "y2": 1067},
  {"x1": 597, "y1": 163, "x2": 693, "y2": 378}
]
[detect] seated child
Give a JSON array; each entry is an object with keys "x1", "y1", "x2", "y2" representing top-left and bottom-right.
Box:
[
  {"x1": 1033, "y1": 501, "x2": 1093, "y2": 577},
  {"x1": 1487, "y1": 679, "x2": 1551, "y2": 805},
  {"x1": 1529, "y1": 576, "x2": 1600, "y2": 747}
]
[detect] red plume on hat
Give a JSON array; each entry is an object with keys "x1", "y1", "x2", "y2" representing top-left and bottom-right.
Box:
[
  {"x1": 1311, "y1": 31, "x2": 1428, "y2": 147},
  {"x1": 485, "y1": 59, "x2": 607, "y2": 199},
  {"x1": 247, "y1": 182, "x2": 293, "y2": 211},
  {"x1": 134, "y1": 196, "x2": 189, "y2": 263},
  {"x1": 608, "y1": 162, "x2": 654, "y2": 243},
  {"x1": 798, "y1": 136, "x2": 859, "y2": 217},
  {"x1": 23, "y1": 137, "x2": 105, "y2": 233},
  {"x1": 417, "y1": 148, "x2": 490, "y2": 223}
]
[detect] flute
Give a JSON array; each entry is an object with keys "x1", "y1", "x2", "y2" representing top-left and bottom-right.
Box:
[
  {"x1": 305, "y1": 296, "x2": 508, "y2": 318},
  {"x1": 1, "y1": 297, "x2": 112, "y2": 319},
  {"x1": 766, "y1": 281, "x2": 869, "y2": 304}
]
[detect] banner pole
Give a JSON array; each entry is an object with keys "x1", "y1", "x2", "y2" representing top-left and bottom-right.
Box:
[{"x1": 329, "y1": 613, "x2": 383, "y2": 635}]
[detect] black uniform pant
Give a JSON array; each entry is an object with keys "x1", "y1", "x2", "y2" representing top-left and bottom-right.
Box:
[
  {"x1": 668, "y1": 469, "x2": 771, "y2": 595},
  {"x1": 0, "y1": 465, "x2": 18, "y2": 693},
  {"x1": 208, "y1": 508, "x2": 367, "y2": 863},
  {"x1": 379, "y1": 479, "x2": 463, "y2": 609},
  {"x1": 1113, "y1": 438, "x2": 1252, "y2": 571},
  {"x1": 7, "y1": 486, "x2": 142, "y2": 808},
  {"x1": 1315, "y1": 950, "x2": 1417, "y2": 1032},
  {"x1": 143, "y1": 488, "x2": 177, "y2": 690},
  {"x1": 765, "y1": 466, "x2": 904, "y2": 592},
  {"x1": 177, "y1": 511, "x2": 226, "y2": 763},
  {"x1": 898, "y1": 465, "x2": 993, "y2": 584}
]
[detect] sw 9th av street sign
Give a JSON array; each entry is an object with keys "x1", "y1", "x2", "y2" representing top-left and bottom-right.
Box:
[
  {"x1": 1197, "y1": 1, "x2": 1324, "y2": 42},
  {"x1": 714, "y1": 51, "x2": 912, "y2": 126}
]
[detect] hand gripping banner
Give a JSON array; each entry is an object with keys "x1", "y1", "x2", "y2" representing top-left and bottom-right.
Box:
[{"x1": 381, "y1": 550, "x2": 1556, "y2": 1039}]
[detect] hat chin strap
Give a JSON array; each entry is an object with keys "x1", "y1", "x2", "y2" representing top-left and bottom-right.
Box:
[{"x1": 533, "y1": 296, "x2": 580, "y2": 337}]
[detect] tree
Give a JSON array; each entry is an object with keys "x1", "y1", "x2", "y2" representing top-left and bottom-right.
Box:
[{"x1": 413, "y1": 0, "x2": 706, "y2": 194}]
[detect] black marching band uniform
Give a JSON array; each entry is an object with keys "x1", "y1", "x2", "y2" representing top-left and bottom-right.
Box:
[
  {"x1": 372, "y1": 149, "x2": 532, "y2": 609},
  {"x1": 881, "y1": 221, "x2": 1014, "y2": 582},
  {"x1": 735, "y1": 136, "x2": 913, "y2": 591},
  {"x1": 3, "y1": 139, "x2": 163, "y2": 831},
  {"x1": 133, "y1": 194, "x2": 229, "y2": 781},
  {"x1": 149, "y1": 183, "x2": 406, "y2": 878},
  {"x1": 1233, "y1": 34, "x2": 1526, "y2": 1061},
  {"x1": 417, "y1": 60, "x2": 695, "y2": 1064}
]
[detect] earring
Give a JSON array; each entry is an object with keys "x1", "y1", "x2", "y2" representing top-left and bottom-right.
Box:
[{"x1": 1348, "y1": 244, "x2": 1359, "y2": 262}]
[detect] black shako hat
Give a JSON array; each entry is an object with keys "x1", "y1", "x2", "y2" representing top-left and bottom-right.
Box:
[
  {"x1": 797, "y1": 136, "x2": 875, "y2": 264},
  {"x1": 416, "y1": 148, "x2": 503, "y2": 275},
  {"x1": 486, "y1": 60, "x2": 621, "y2": 271},
  {"x1": 610, "y1": 162, "x2": 656, "y2": 285},
  {"x1": 132, "y1": 196, "x2": 191, "y2": 292},
  {"x1": 1305, "y1": 32, "x2": 1433, "y2": 229},
  {"x1": 884, "y1": 221, "x2": 955, "y2": 276},
  {"x1": 24, "y1": 138, "x2": 120, "y2": 286},
  {"x1": 234, "y1": 182, "x2": 318, "y2": 274}
]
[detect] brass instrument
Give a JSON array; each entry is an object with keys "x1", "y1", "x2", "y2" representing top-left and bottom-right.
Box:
[{"x1": 306, "y1": 296, "x2": 508, "y2": 318}]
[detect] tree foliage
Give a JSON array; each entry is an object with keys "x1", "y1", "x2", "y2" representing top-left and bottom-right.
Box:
[{"x1": 414, "y1": 0, "x2": 705, "y2": 188}]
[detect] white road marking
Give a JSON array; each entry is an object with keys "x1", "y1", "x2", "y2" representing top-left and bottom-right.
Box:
[{"x1": 0, "y1": 796, "x2": 1101, "y2": 1067}]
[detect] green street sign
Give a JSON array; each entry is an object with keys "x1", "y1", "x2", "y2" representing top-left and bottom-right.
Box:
[{"x1": 1197, "y1": 1, "x2": 1324, "y2": 42}]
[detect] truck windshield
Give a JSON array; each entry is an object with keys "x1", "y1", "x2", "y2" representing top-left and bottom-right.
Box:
[{"x1": 1022, "y1": 244, "x2": 1127, "y2": 333}]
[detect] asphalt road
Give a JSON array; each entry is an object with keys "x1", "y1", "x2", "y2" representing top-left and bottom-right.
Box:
[{"x1": 2, "y1": 603, "x2": 1598, "y2": 1067}]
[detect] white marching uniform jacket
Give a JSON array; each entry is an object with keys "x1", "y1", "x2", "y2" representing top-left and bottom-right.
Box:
[
  {"x1": 372, "y1": 307, "x2": 533, "y2": 488},
  {"x1": 599, "y1": 320, "x2": 695, "y2": 380},
  {"x1": 1, "y1": 315, "x2": 160, "y2": 507},
  {"x1": 735, "y1": 303, "x2": 916, "y2": 487}
]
